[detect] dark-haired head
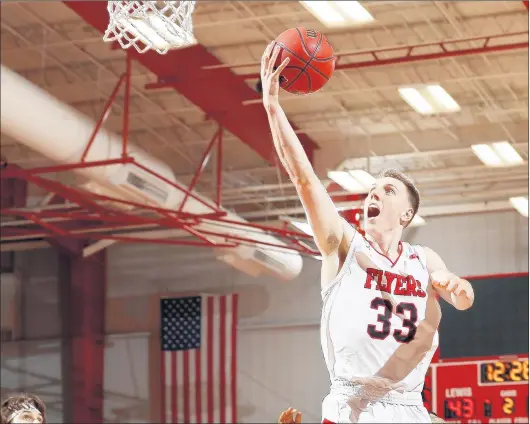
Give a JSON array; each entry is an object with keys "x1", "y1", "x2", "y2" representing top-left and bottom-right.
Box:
[{"x1": 1, "y1": 393, "x2": 45, "y2": 424}]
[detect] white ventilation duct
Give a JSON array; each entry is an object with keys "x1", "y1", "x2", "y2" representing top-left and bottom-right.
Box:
[{"x1": 1, "y1": 65, "x2": 303, "y2": 280}]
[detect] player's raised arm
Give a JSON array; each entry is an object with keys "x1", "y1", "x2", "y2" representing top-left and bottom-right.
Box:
[
  {"x1": 261, "y1": 42, "x2": 349, "y2": 256},
  {"x1": 424, "y1": 247, "x2": 474, "y2": 310}
]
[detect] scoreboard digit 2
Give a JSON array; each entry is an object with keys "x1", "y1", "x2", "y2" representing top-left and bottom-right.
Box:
[{"x1": 432, "y1": 355, "x2": 529, "y2": 423}]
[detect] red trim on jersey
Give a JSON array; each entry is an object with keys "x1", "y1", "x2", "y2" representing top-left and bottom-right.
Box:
[
  {"x1": 322, "y1": 419, "x2": 336, "y2": 424},
  {"x1": 368, "y1": 240, "x2": 403, "y2": 268}
]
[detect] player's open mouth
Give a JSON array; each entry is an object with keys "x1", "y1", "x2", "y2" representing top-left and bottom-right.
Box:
[{"x1": 367, "y1": 204, "x2": 381, "y2": 219}]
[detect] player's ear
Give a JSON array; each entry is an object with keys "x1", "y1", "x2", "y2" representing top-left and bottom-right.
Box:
[{"x1": 400, "y1": 208, "x2": 414, "y2": 226}]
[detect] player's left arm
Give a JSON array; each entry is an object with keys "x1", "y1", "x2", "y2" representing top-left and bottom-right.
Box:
[{"x1": 424, "y1": 247, "x2": 474, "y2": 311}]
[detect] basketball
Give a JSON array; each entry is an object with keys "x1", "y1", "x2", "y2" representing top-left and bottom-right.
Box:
[{"x1": 273, "y1": 27, "x2": 335, "y2": 95}]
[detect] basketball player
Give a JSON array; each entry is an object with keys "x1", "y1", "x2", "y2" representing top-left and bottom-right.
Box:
[
  {"x1": 1, "y1": 393, "x2": 45, "y2": 423},
  {"x1": 261, "y1": 42, "x2": 474, "y2": 423}
]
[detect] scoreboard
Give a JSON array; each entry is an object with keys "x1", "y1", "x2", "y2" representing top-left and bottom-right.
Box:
[{"x1": 431, "y1": 355, "x2": 529, "y2": 423}]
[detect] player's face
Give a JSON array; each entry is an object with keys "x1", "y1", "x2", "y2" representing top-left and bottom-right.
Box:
[
  {"x1": 10, "y1": 410, "x2": 43, "y2": 423},
  {"x1": 363, "y1": 177, "x2": 413, "y2": 232}
]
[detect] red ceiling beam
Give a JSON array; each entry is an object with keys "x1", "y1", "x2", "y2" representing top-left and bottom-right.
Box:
[
  {"x1": 238, "y1": 32, "x2": 529, "y2": 80},
  {"x1": 63, "y1": 1, "x2": 318, "y2": 166}
]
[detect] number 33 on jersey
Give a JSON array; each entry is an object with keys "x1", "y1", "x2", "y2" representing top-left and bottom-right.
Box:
[{"x1": 321, "y1": 238, "x2": 441, "y2": 393}]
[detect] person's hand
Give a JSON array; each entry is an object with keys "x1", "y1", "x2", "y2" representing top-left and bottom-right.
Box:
[
  {"x1": 278, "y1": 407, "x2": 302, "y2": 423},
  {"x1": 261, "y1": 42, "x2": 290, "y2": 110},
  {"x1": 431, "y1": 270, "x2": 473, "y2": 309},
  {"x1": 431, "y1": 271, "x2": 472, "y2": 297}
]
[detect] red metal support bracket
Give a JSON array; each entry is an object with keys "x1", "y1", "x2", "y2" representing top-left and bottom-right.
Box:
[
  {"x1": 80, "y1": 55, "x2": 133, "y2": 163},
  {"x1": 216, "y1": 127, "x2": 224, "y2": 207},
  {"x1": 178, "y1": 125, "x2": 223, "y2": 213},
  {"x1": 122, "y1": 55, "x2": 132, "y2": 159},
  {"x1": 80, "y1": 76, "x2": 126, "y2": 162},
  {"x1": 236, "y1": 32, "x2": 529, "y2": 80}
]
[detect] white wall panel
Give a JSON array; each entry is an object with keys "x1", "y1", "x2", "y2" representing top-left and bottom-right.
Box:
[
  {"x1": 103, "y1": 333, "x2": 151, "y2": 423},
  {"x1": 404, "y1": 211, "x2": 528, "y2": 276},
  {"x1": 238, "y1": 326, "x2": 327, "y2": 423}
]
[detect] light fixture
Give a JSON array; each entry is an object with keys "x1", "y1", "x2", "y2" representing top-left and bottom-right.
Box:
[
  {"x1": 509, "y1": 197, "x2": 528, "y2": 218},
  {"x1": 300, "y1": 1, "x2": 374, "y2": 27},
  {"x1": 398, "y1": 85, "x2": 460, "y2": 115},
  {"x1": 327, "y1": 171, "x2": 365, "y2": 193},
  {"x1": 349, "y1": 169, "x2": 376, "y2": 188},
  {"x1": 327, "y1": 169, "x2": 375, "y2": 193},
  {"x1": 472, "y1": 142, "x2": 523, "y2": 167},
  {"x1": 409, "y1": 215, "x2": 426, "y2": 227}
]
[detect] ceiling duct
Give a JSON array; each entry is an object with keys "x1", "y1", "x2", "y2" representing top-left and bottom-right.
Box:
[{"x1": 1, "y1": 65, "x2": 303, "y2": 280}]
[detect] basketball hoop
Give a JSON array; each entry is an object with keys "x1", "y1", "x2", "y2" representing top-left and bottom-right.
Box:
[{"x1": 103, "y1": 1, "x2": 196, "y2": 55}]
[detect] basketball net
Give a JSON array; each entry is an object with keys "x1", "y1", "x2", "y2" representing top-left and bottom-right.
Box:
[{"x1": 103, "y1": 1, "x2": 196, "y2": 55}]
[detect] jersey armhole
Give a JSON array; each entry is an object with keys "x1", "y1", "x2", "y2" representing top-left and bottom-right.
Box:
[{"x1": 321, "y1": 223, "x2": 362, "y2": 297}]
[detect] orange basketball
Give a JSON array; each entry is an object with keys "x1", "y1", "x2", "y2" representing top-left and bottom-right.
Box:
[{"x1": 274, "y1": 27, "x2": 335, "y2": 95}]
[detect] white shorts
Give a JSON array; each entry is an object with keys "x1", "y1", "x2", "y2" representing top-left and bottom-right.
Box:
[{"x1": 322, "y1": 393, "x2": 431, "y2": 423}]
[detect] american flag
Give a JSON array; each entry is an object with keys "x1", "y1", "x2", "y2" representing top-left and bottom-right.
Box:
[{"x1": 160, "y1": 294, "x2": 238, "y2": 423}]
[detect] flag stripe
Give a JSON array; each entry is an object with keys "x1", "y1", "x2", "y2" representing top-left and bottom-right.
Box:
[
  {"x1": 219, "y1": 295, "x2": 226, "y2": 424},
  {"x1": 172, "y1": 351, "x2": 178, "y2": 423},
  {"x1": 161, "y1": 294, "x2": 237, "y2": 423},
  {"x1": 195, "y1": 347, "x2": 202, "y2": 424},
  {"x1": 231, "y1": 294, "x2": 238, "y2": 424},
  {"x1": 207, "y1": 296, "x2": 215, "y2": 424},
  {"x1": 160, "y1": 349, "x2": 166, "y2": 423},
  {"x1": 183, "y1": 350, "x2": 190, "y2": 422},
  {"x1": 165, "y1": 352, "x2": 172, "y2": 423}
]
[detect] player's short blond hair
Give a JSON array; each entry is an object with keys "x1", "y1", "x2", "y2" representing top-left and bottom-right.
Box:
[{"x1": 378, "y1": 168, "x2": 420, "y2": 228}]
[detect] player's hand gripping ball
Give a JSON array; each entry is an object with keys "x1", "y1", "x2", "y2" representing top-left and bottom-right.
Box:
[{"x1": 272, "y1": 27, "x2": 336, "y2": 94}]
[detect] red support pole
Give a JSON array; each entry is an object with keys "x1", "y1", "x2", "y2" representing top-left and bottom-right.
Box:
[
  {"x1": 216, "y1": 127, "x2": 224, "y2": 207},
  {"x1": 178, "y1": 126, "x2": 221, "y2": 213},
  {"x1": 0, "y1": 165, "x2": 27, "y2": 209},
  {"x1": 205, "y1": 216, "x2": 315, "y2": 240},
  {"x1": 122, "y1": 55, "x2": 132, "y2": 159},
  {"x1": 80, "y1": 74, "x2": 126, "y2": 162},
  {"x1": 59, "y1": 250, "x2": 106, "y2": 423}
]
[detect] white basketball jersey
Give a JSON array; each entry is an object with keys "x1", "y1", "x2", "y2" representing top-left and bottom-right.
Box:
[{"x1": 321, "y1": 231, "x2": 441, "y2": 395}]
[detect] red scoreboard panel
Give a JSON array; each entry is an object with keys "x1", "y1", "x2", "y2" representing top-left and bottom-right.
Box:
[{"x1": 432, "y1": 355, "x2": 529, "y2": 423}]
